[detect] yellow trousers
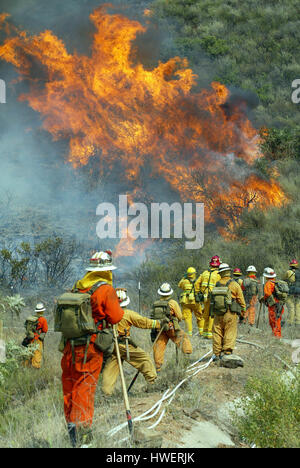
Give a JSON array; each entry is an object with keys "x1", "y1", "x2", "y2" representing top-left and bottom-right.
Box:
[
  {"x1": 212, "y1": 311, "x2": 238, "y2": 356},
  {"x1": 102, "y1": 343, "x2": 157, "y2": 396},
  {"x1": 24, "y1": 340, "x2": 44, "y2": 369},
  {"x1": 201, "y1": 300, "x2": 214, "y2": 338},
  {"x1": 181, "y1": 303, "x2": 203, "y2": 336},
  {"x1": 153, "y1": 330, "x2": 192, "y2": 371},
  {"x1": 286, "y1": 296, "x2": 300, "y2": 325}
]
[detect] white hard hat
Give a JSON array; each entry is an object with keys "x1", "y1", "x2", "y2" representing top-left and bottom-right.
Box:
[
  {"x1": 116, "y1": 288, "x2": 130, "y2": 308},
  {"x1": 35, "y1": 303, "x2": 46, "y2": 313},
  {"x1": 263, "y1": 267, "x2": 276, "y2": 279},
  {"x1": 86, "y1": 251, "x2": 117, "y2": 272},
  {"x1": 218, "y1": 263, "x2": 231, "y2": 273},
  {"x1": 247, "y1": 265, "x2": 257, "y2": 273},
  {"x1": 158, "y1": 283, "x2": 174, "y2": 297}
]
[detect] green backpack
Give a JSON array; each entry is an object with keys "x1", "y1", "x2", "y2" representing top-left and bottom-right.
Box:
[
  {"x1": 210, "y1": 280, "x2": 233, "y2": 316},
  {"x1": 274, "y1": 280, "x2": 289, "y2": 303},
  {"x1": 151, "y1": 300, "x2": 171, "y2": 320},
  {"x1": 24, "y1": 315, "x2": 39, "y2": 340},
  {"x1": 54, "y1": 281, "x2": 114, "y2": 360},
  {"x1": 243, "y1": 277, "x2": 259, "y2": 297}
]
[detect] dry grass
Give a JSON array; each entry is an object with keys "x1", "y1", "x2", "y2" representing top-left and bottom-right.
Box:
[{"x1": 0, "y1": 310, "x2": 298, "y2": 448}]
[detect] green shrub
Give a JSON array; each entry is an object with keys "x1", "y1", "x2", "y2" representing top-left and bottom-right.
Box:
[
  {"x1": 233, "y1": 371, "x2": 300, "y2": 448},
  {"x1": 0, "y1": 340, "x2": 37, "y2": 387}
]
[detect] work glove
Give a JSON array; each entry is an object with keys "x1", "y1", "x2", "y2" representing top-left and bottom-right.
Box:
[{"x1": 159, "y1": 318, "x2": 170, "y2": 330}]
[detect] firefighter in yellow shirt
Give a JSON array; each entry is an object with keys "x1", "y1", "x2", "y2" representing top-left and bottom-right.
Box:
[
  {"x1": 195, "y1": 256, "x2": 221, "y2": 339},
  {"x1": 211, "y1": 263, "x2": 246, "y2": 360},
  {"x1": 284, "y1": 259, "x2": 300, "y2": 326},
  {"x1": 152, "y1": 283, "x2": 192, "y2": 372},
  {"x1": 101, "y1": 288, "x2": 160, "y2": 396},
  {"x1": 178, "y1": 267, "x2": 203, "y2": 336}
]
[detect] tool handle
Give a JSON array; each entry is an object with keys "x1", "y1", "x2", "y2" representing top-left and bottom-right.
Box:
[{"x1": 113, "y1": 325, "x2": 132, "y2": 418}]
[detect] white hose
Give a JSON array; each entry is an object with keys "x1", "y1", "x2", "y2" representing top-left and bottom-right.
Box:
[
  {"x1": 186, "y1": 349, "x2": 212, "y2": 370},
  {"x1": 147, "y1": 408, "x2": 166, "y2": 430},
  {"x1": 107, "y1": 349, "x2": 213, "y2": 437}
]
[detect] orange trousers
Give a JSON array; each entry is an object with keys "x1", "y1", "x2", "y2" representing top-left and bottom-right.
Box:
[
  {"x1": 244, "y1": 295, "x2": 257, "y2": 325},
  {"x1": 61, "y1": 342, "x2": 103, "y2": 428},
  {"x1": 153, "y1": 330, "x2": 192, "y2": 370},
  {"x1": 268, "y1": 305, "x2": 284, "y2": 338}
]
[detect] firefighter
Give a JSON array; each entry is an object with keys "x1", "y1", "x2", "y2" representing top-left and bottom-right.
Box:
[
  {"x1": 152, "y1": 283, "x2": 192, "y2": 372},
  {"x1": 102, "y1": 288, "x2": 160, "y2": 396},
  {"x1": 241, "y1": 266, "x2": 260, "y2": 326},
  {"x1": 261, "y1": 267, "x2": 285, "y2": 338},
  {"x1": 284, "y1": 259, "x2": 300, "y2": 327},
  {"x1": 60, "y1": 251, "x2": 124, "y2": 448},
  {"x1": 233, "y1": 268, "x2": 243, "y2": 287},
  {"x1": 194, "y1": 256, "x2": 221, "y2": 339},
  {"x1": 178, "y1": 267, "x2": 203, "y2": 336},
  {"x1": 24, "y1": 303, "x2": 48, "y2": 369},
  {"x1": 211, "y1": 264, "x2": 246, "y2": 361}
]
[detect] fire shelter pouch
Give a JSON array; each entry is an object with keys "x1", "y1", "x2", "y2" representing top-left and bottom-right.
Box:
[{"x1": 94, "y1": 326, "x2": 114, "y2": 356}]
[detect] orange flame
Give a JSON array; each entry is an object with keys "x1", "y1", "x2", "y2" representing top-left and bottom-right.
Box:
[{"x1": 0, "y1": 8, "x2": 287, "y2": 256}]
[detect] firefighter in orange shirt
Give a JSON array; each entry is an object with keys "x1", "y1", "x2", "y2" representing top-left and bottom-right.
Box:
[
  {"x1": 24, "y1": 303, "x2": 48, "y2": 369},
  {"x1": 60, "y1": 251, "x2": 124, "y2": 447},
  {"x1": 261, "y1": 267, "x2": 285, "y2": 338}
]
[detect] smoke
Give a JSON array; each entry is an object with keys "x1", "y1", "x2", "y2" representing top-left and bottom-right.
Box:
[{"x1": 0, "y1": 0, "x2": 263, "y2": 267}]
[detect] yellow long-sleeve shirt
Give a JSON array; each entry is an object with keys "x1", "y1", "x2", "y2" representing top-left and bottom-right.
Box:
[
  {"x1": 168, "y1": 299, "x2": 183, "y2": 322},
  {"x1": 117, "y1": 309, "x2": 160, "y2": 337},
  {"x1": 284, "y1": 269, "x2": 296, "y2": 284},
  {"x1": 178, "y1": 278, "x2": 197, "y2": 305},
  {"x1": 195, "y1": 268, "x2": 221, "y2": 301},
  {"x1": 219, "y1": 276, "x2": 247, "y2": 311}
]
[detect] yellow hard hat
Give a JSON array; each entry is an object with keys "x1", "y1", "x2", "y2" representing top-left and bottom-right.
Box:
[{"x1": 187, "y1": 267, "x2": 196, "y2": 277}]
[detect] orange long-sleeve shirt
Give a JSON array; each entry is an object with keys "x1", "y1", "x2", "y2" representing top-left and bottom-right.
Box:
[
  {"x1": 264, "y1": 280, "x2": 279, "y2": 303},
  {"x1": 33, "y1": 316, "x2": 48, "y2": 341},
  {"x1": 78, "y1": 284, "x2": 124, "y2": 345}
]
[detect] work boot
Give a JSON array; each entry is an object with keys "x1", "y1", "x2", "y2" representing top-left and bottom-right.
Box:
[
  {"x1": 77, "y1": 426, "x2": 93, "y2": 448},
  {"x1": 144, "y1": 380, "x2": 156, "y2": 393},
  {"x1": 212, "y1": 354, "x2": 222, "y2": 362},
  {"x1": 67, "y1": 423, "x2": 77, "y2": 448}
]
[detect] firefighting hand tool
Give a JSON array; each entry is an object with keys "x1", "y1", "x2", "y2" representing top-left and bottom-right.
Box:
[
  {"x1": 138, "y1": 281, "x2": 141, "y2": 314},
  {"x1": 256, "y1": 302, "x2": 263, "y2": 329},
  {"x1": 124, "y1": 328, "x2": 130, "y2": 361},
  {"x1": 113, "y1": 324, "x2": 133, "y2": 437}
]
